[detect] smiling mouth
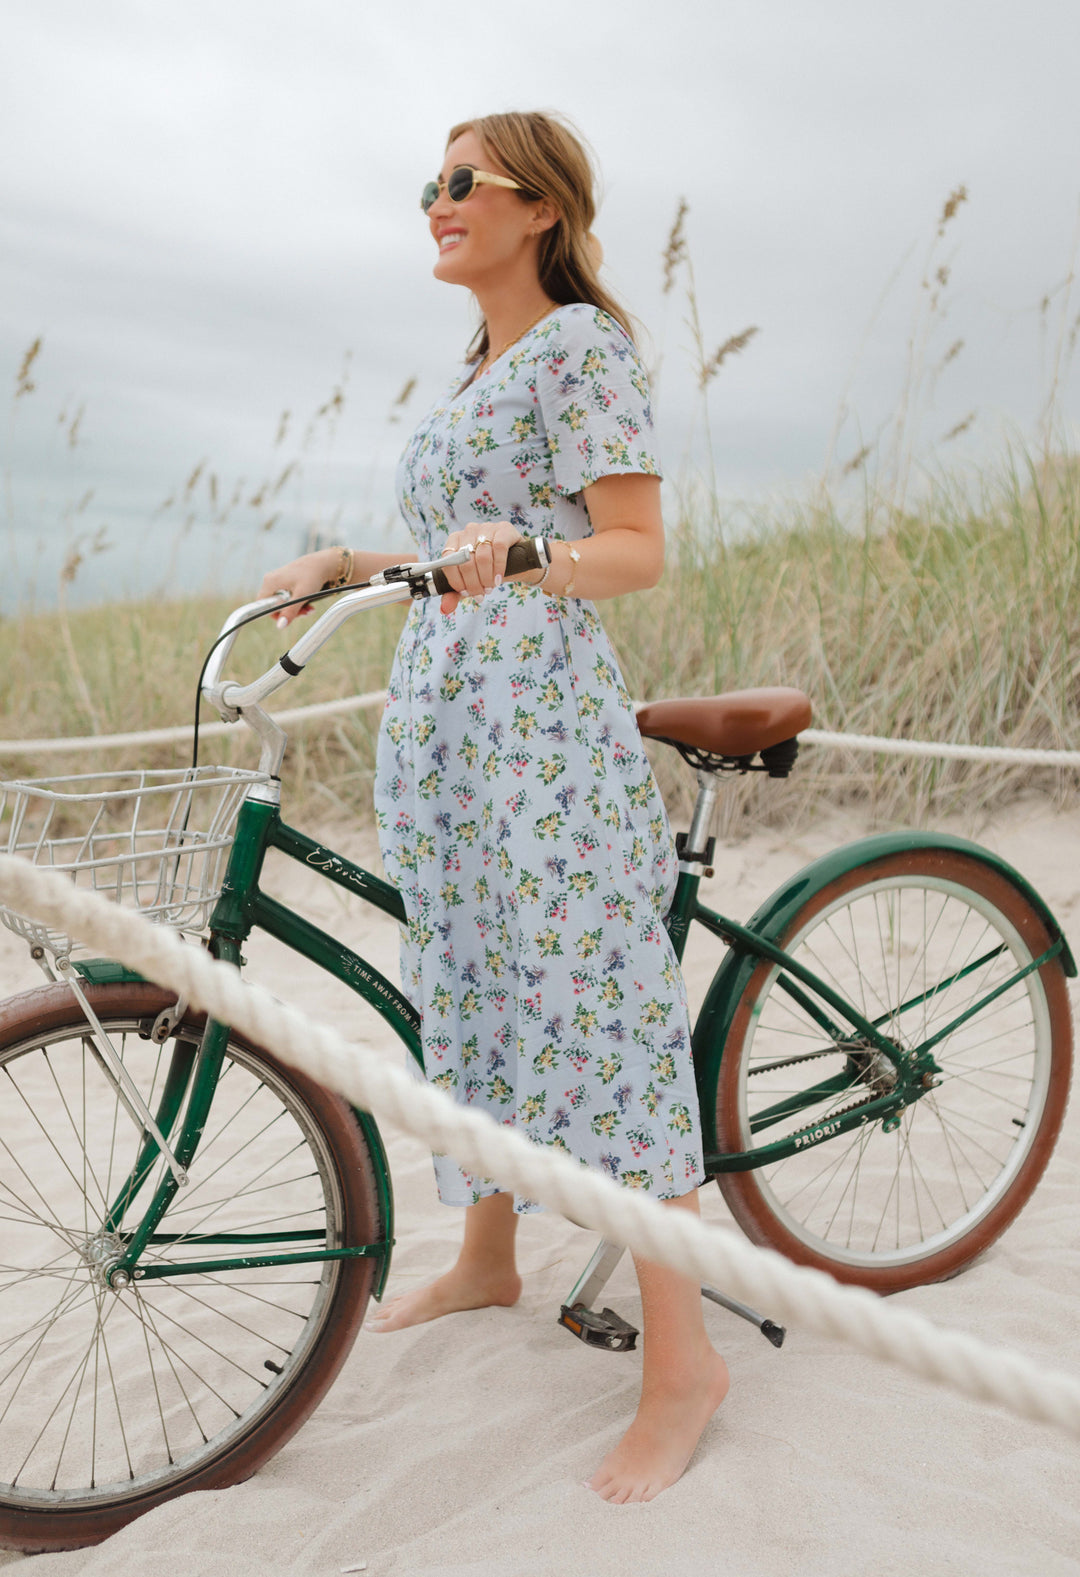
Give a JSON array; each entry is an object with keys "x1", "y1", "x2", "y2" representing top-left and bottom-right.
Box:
[{"x1": 438, "y1": 232, "x2": 465, "y2": 251}]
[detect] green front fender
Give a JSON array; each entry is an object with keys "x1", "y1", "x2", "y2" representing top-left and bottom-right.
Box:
[
  {"x1": 72, "y1": 959, "x2": 147, "y2": 985},
  {"x1": 692, "y1": 830, "x2": 1076, "y2": 1154},
  {"x1": 351, "y1": 1106, "x2": 395, "y2": 1299}
]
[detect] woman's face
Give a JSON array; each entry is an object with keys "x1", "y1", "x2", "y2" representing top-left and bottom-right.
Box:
[{"x1": 427, "y1": 130, "x2": 549, "y2": 289}]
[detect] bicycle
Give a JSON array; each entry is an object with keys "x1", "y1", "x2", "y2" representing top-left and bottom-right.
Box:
[{"x1": 0, "y1": 540, "x2": 1072, "y2": 1551}]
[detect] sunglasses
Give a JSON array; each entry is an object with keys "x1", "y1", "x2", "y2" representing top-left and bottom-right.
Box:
[{"x1": 421, "y1": 165, "x2": 523, "y2": 214}]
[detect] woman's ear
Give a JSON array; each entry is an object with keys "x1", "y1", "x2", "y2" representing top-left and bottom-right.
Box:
[{"x1": 531, "y1": 198, "x2": 561, "y2": 236}]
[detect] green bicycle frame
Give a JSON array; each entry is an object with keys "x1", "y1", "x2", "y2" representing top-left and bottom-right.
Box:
[
  {"x1": 665, "y1": 829, "x2": 1073, "y2": 1174},
  {"x1": 100, "y1": 795, "x2": 423, "y2": 1297},
  {"x1": 96, "y1": 807, "x2": 1074, "y2": 1287}
]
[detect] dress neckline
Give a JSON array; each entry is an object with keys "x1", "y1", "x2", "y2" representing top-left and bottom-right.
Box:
[{"x1": 455, "y1": 305, "x2": 564, "y2": 398}]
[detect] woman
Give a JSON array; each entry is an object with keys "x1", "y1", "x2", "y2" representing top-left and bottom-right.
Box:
[{"x1": 259, "y1": 110, "x2": 728, "y2": 1504}]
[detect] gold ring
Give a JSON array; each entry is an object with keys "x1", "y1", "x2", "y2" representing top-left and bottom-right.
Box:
[{"x1": 475, "y1": 534, "x2": 490, "y2": 547}]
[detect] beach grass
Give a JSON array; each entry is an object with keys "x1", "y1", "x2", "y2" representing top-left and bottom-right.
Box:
[
  {"x1": 2, "y1": 589, "x2": 407, "y2": 820},
  {"x1": 5, "y1": 447, "x2": 1079, "y2": 833},
  {"x1": 8, "y1": 184, "x2": 1079, "y2": 833},
  {"x1": 615, "y1": 450, "x2": 1080, "y2": 827}
]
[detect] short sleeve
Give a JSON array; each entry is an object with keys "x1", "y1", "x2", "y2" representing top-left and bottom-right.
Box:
[{"x1": 534, "y1": 306, "x2": 662, "y2": 498}]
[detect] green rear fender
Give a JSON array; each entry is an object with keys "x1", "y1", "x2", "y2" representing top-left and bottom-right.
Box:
[{"x1": 692, "y1": 831, "x2": 1076, "y2": 1153}]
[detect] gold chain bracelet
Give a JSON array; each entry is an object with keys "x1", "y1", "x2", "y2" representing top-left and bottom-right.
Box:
[{"x1": 320, "y1": 545, "x2": 354, "y2": 591}]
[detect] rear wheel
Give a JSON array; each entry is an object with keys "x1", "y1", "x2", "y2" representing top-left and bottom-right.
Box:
[
  {"x1": 714, "y1": 851, "x2": 1072, "y2": 1291},
  {"x1": 0, "y1": 981, "x2": 385, "y2": 1552}
]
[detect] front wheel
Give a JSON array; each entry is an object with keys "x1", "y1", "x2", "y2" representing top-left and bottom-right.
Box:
[
  {"x1": 0, "y1": 982, "x2": 386, "y2": 1553},
  {"x1": 714, "y1": 850, "x2": 1072, "y2": 1292}
]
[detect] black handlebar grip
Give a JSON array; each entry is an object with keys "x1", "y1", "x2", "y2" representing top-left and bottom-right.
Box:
[{"x1": 428, "y1": 536, "x2": 547, "y2": 596}]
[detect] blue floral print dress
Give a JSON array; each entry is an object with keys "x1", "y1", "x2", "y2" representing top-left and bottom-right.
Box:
[{"x1": 373, "y1": 304, "x2": 704, "y2": 1210}]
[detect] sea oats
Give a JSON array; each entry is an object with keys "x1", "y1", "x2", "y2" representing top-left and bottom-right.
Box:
[
  {"x1": 943, "y1": 411, "x2": 976, "y2": 440},
  {"x1": 661, "y1": 197, "x2": 689, "y2": 295},
  {"x1": 938, "y1": 185, "x2": 968, "y2": 234},
  {"x1": 842, "y1": 445, "x2": 873, "y2": 476},
  {"x1": 699, "y1": 326, "x2": 761, "y2": 390},
  {"x1": 15, "y1": 337, "x2": 41, "y2": 398}
]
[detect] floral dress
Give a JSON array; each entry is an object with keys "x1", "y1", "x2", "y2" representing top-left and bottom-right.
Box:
[{"x1": 373, "y1": 303, "x2": 703, "y2": 1210}]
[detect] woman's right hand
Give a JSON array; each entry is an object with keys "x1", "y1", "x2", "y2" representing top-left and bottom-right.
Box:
[{"x1": 257, "y1": 548, "x2": 343, "y2": 629}]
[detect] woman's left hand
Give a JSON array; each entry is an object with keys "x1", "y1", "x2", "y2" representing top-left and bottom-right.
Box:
[{"x1": 438, "y1": 520, "x2": 524, "y2": 614}]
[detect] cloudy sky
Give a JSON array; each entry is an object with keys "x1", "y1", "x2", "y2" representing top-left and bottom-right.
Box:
[{"x1": 3, "y1": 0, "x2": 1078, "y2": 610}]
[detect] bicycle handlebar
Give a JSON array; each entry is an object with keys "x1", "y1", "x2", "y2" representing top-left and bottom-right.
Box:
[{"x1": 203, "y1": 537, "x2": 549, "y2": 721}]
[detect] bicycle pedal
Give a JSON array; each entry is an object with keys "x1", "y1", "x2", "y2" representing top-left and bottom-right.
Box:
[{"x1": 558, "y1": 1302, "x2": 639, "y2": 1351}]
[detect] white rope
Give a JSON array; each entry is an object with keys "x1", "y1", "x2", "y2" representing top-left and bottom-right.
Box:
[
  {"x1": 0, "y1": 690, "x2": 390, "y2": 757},
  {"x1": 1, "y1": 853, "x2": 1078, "y2": 1441},
  {"x1": 802, "y1": 728, "x2": 1080, "y2": 768},
  {"x1": 4, "y1": 695, "x2": 1079, "y2": 767}
]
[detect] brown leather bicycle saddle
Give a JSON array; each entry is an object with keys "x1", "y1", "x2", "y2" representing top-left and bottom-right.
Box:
[{"x1": 636, "y1": 688, "x2": 813, "y2": 760}]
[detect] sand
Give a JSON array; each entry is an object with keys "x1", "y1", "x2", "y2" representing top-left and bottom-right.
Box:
[{"x1": 1, "y1": 796, "x2": 1078, "y2": 1576}]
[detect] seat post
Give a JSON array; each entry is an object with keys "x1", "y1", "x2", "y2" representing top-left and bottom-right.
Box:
[{"x1": 682, "y1": 771, "x2": 719, "y2": 864}]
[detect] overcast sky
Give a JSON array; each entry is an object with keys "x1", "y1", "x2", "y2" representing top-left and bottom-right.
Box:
[{"x1": 2, "y1": 0, "x2": 1079, "y2": 610}]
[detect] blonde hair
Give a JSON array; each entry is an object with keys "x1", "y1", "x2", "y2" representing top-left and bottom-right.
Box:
[{"x1": 446, "y1": 110, "x2": 635, "y2": 364}]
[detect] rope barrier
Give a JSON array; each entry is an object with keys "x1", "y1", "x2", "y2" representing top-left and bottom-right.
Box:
[
  {"x1": 0, "y1": 690, "x2": 390, "y2": 757},
  {"x1": 801, "y1": 728, "x2": 1080, "y2": 768},
  {"x1": 1, "y1": 851, "x2": 1079, "y2": 1440},
  {"x1": 3, "y1": 693, "x2": 1079, "y2": 767}
]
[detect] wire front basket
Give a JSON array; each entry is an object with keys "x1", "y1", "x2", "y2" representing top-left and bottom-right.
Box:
[{"x1": 0, "y1": 766, "x2": 270, "y2": 960}]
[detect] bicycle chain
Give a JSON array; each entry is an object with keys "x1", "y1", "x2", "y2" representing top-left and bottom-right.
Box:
[
  {"x1": 748, "y1": 1045, "x2": 850, "y2": 1076},
  {"x1": 748, "y1": 1044, "x2": 898, "y2": 1136},
  {"x1": 814, "y1": 1093, "x2": 879, "y2": 1122},
  {"x1": 747, "y1": 1045, "x2": 882, "y2": 1127}
]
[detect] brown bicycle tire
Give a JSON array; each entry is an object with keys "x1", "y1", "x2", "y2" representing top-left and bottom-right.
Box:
[
  {"x1": 0, "y1": 981, "x2": 383, "y2": 1553},
  {"x1": 714, "y1": 851, "x2": 1072, "y2": 1293}
]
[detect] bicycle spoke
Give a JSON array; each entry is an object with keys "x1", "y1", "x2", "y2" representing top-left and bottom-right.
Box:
[
  {"x1": 723, "y1": 862, "x2": 1061, "y2": 1275},
  {"x1": 96, "y1": 1299, "x2": 136, "y2": 1483},
  {"x1": 0, "y1": 1003, "x2": 374, "y2": 1512},
  {"x1": 128, "y1": 1291, "x2": 265, "y2": 1390},
  {"x1": 127, "y1": 1292, "x2": 212, "y2": 1450},
  {"x1": 157, "y1": 1279, "x2": 299, "y2": 1351},
  {"x1": 39, "y1": 1046, "x2": 111, "y2": 1218},
  {"x1": 12, "y1": 1288, "x2": 123, "y2": 1488},
  {"x1": 51, "y1": 1282, "x2": 105, "y2": 1490},
  {"x1": 4, "y1": 1059, "x2": 114, "y2": 1222},
  {"x1": 178, "y1": 1272, "x2": 318, "y2": 1320},
  {"x1": 0, "y1": 1275, "x2": 94, "y2": 1392},
  {"x1": 121, "y1": 1291, "x2": 244, "y2": 1422}
]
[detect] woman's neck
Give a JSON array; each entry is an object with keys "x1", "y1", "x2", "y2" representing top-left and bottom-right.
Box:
[{"x1": 474, "y1": 280, "x2": 557, "y2": 366}]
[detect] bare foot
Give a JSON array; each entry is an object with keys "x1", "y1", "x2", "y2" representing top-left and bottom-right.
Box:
[
  {"x1": 366, "y1": 1263, "x2": 523, "y2": 1333},
  {"x1": 587, "y1": 1349, "x2": 730, "y2": 1503}
]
